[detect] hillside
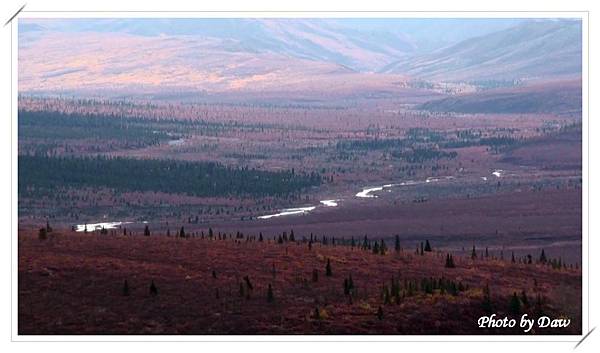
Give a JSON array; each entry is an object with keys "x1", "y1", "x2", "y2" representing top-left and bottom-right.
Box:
[
  {"x1": 18, "y1": 18, "x2": 581, "y2": 98},
  {"x1": 19, "y1": 230, "x2": 581, "y2": 334},
  {"x1": 19, "y1": 18, "x2": 523, "y2": 72},
  {"x1": 381, "y1": 20, "x2": 582, "y2": 82}
]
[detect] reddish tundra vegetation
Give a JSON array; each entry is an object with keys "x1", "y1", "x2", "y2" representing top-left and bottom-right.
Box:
[{"x1": 19, "y1": 227, "x2": 580, "y2": 335}]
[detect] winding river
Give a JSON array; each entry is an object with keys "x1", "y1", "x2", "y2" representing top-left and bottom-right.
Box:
[
  {"x1": 256, "y1": 206, "x2": 316, "y2": 220},
  {"x1": 75, "y1": 221, "x2": 131, "y2": 232},
  {"x1": 255, "y1": 169, "x2": 505, "y2": 220},
  {"x1": 76, "y1": 169, "x2": 507, "y2": 228}
]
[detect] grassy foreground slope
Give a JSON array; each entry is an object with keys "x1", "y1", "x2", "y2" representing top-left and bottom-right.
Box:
[{"x1": 19, "y1": 230, "x2": 580, "y2": 335}]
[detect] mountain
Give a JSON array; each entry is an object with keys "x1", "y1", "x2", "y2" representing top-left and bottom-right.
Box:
[
  {"x1": 18, "y1": 18, "x2": 524, "y2": 73},
  {"x1": 381, "y1": 20, "x2": 582, "y2": 82},
  {"x1": 18, "y1": 29, "x2": 416, "y2": 98},
  {"x1": 18, "y1": 18, "x2": 582, "y2": 98},
  {"x1": 19, "y1": 18, "x2": 416, "y2": 72}
]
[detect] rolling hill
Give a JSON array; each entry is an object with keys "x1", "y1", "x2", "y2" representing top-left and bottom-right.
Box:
[
  {"x1": 18, "y1": 18, "x2": 582, "y2": 98},
  {"x1": 381, "y1": 20, "x2": 582, "y2": 82}
]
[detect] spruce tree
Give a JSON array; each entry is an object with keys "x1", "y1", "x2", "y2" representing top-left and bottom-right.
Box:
[
  {"x1": 471, "y1": 245, "x2": 477, "y2": 259},
  {"x1": 122, "y1": 280, "x2": 129, "y2": 296},
  {"x1": 244, "y1": 276, "x2": 253, "y2": 291},
  {"x1": 539, "y1": 249, "x2": 547, "y2": 263},
  {"x1": 395, "y1": 234, "x2": 401, "y2": 252},
  {"x1": 482, "y1": 283, "x2": 493, "y2": 313},
  {"x1": 267, "y1": 284, "x2": 274, "y2": 303},
  {"x1": 38, "y1": 227, "x2": 47, "y2": 241},
  {"x1": 534, "y1": 293, "x2": 544, "y2": 316},
  {"x1": 377, "y1": 306, "x2": 384, "y2": 320},
  {"x1": 509, "y1": 292, "x2": 521, "y2": 316},
  {"x1": 392, "y1": 278, "x2": 401, "y2": 304},
  {"x1": 383, "y1": 285, "x2": 391, "y2": 304},
  {"x1": 449, "y1": 281, "x2": 458, "y2": 296},
  {"x1": 380, "y1": 239, "x2": 387, "y2": 255},
  {"x1": 520, "y1": 290, "x2": 529, "y2": 308},
  {"x1": 424, "y1": 240, "x2": 432, "y2": 252},
  {"x1": 373, "y1": 241, "x2": 380, "y2": 254},
  {"x1": 144, "y1": 225, "x2": 150, "y2": 236},
  {"x1": 326, "y1": 259, "x2": 332, "y2": 276},
  {"x1": 149, "y1": 280, "x2": 158, "y2": 296}
]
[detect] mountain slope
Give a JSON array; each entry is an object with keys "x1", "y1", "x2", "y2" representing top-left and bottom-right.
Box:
[
  {"x1": 19, "y1": 18, "x2": 418, "y2": 72},
  {"x1": 18, "y1": 30, "x2": 416, "y2": 98},
  {"x1": 18, "y1": 18, "x2": 526, "y2": 73},
  {"x1": 18, "y1": 19, "x2": 582, "y2": 97},
  {"x1": 381, "y1": 20, "x2": 582, "y2": 82}
]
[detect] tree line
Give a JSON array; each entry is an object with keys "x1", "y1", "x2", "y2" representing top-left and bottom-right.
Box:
[{"x1": 19, "y1": 155, "x2": 322, "y2": 198}]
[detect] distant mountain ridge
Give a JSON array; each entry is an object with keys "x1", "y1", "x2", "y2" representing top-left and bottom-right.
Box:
[
  {"x1": 19, "y1": 18, "x2": 525, "y2": 73},
  {"x1": 18, "y1": 18, "x2": 582, "y2": 97},
  {"x1": 380, "y1": 20, "x2": 582, "y2": 82}
]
